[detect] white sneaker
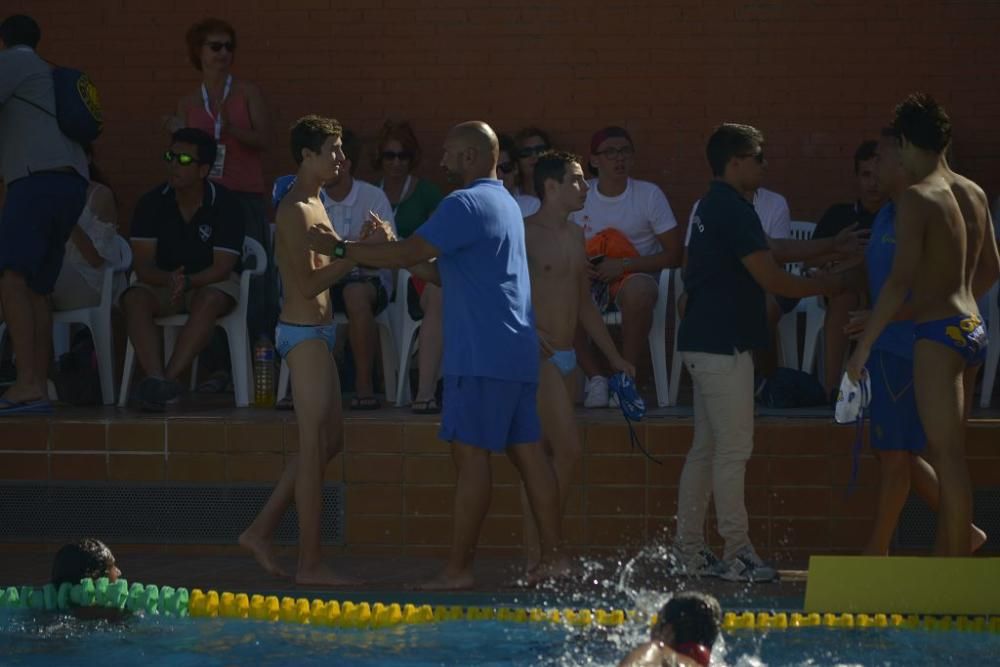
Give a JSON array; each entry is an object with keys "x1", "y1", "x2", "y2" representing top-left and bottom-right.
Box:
[
  {"x1": 583, "y1": 376, "x2": 609, "y2": 408},
  {"x1": 718, "y1": 546, "x2": 779, "y2": 583}
]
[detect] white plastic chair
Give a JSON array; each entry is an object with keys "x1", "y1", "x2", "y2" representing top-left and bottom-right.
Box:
[
  {"x1": 979, "y1": 281, "x2": 1000, "y2": 408},
  {"x1": 387, "y1": 268, "x2": 425, "y2": 407},
  {"x1": 118, "y1": 237, "x2": 266, "y2": 408},
  {"x1": 603, "y1": 268, "x2": 671, "y2": 407},
  {"x1": 777, "y1": 221, "x2": 826, "y2": 372},
  {"x1": 668, "y1": 267, "x2": 686, "y2": 407},
  {"x1": 276, "y1": 278, "x2": 399, "y2": 405},
  {"x1": 0, "y1": 236, "x2": 132, "y2": 405}
]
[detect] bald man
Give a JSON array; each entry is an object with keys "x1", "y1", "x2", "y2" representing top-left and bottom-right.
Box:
[{"x1": 308, "y1": 121, "x2": 570, "y2": 590}]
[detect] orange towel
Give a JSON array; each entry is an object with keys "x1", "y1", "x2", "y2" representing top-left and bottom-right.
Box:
[{"x1": 585, "y1": 228, "x2": 639, "y2": 299}]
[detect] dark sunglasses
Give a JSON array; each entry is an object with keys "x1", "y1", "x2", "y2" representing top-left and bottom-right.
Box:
[
  {"x1": 164, "y1": 150, "x2": 198, "y2": 166},
  {"x1": 381, "y1": 150, "x2": 413, "y2": 162},
  {"x1": 206, "y1": 40, "x2": 235, "y2": 53},
  {"x1": 497, "y1": 161, "x2": 515, "y2": 174},
  {"x1": 517, "y1": 144, "x2": 549, "y2": 159}
]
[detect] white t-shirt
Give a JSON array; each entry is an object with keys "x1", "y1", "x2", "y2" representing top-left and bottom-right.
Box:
[
  {"x1": 685, "y1": 187, "x2": 791, "y2": 245},
  {"x1": 322, "y1": 179, "x2": 397, "y2": 294},
  {"x1": 570, "y1": 178, "x2": 678, "y2": 257}
]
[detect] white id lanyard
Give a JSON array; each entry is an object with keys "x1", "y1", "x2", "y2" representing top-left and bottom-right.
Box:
[
  {"x1": 201, "y1": 75, "x2": 232, "y2": 179},
  {"x1": 381, "y1": 175, "x2": 412, "y2": 214}
]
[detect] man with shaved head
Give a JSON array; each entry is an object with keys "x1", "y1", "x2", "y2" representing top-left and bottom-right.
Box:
[{"x1": 309, "y1": 120, "x2": 570, "y2": 589}]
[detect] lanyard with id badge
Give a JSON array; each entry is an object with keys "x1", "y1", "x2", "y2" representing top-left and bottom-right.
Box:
[{"x1": 201, "y1": 74, "x2": 232, "y2": 179}]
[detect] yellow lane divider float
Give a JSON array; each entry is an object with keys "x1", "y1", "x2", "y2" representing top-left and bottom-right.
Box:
[{"x1": 2, "y1": 579, "x2": 999, "y2": 633}]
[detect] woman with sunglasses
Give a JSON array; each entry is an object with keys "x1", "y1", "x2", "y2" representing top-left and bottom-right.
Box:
[
  {"x1": 163, "y1": 17, "x2": 278, "y2": 390},
  {"x1": 498, "y1": 134, "x2": 540, "y2": 217},
  {"x1": 373, "y1": 120, "x2": 445, "y2": 413},
  {"x1": 513, "y1": 126, "x2": 552, "y2": 199}
]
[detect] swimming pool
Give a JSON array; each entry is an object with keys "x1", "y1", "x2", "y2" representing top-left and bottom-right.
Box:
[{"x1": 3, "y1": 606, "x2": 1000, "y2": 666}]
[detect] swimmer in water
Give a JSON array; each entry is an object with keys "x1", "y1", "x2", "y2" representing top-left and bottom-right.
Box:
[
  {"x1": 51, "y1": 538, "x2": 125, "y2": 620},
  {"x1": 617, "y1": 592, "x2": 722, "y2": 667}
]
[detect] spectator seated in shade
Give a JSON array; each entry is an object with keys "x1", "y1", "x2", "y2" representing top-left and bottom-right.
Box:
[
  {"x1": 808, "y1": 139, "x2": 885, "y2": 398},
  {"x1": 121, "y1": 128, "x2": 246, "y2": 412},
  {"x1": 617, "y1": 592, "x2": 722, "y2": 667},
  {"x1": 273, "y1": 128, "x2": 397, "y2": 410},
  {"x1": 373, "y1": 119, "x2": 445, "y2": 413},
  {"x1": 572, "y1": 126, "x2": 683, "y2": 408}
]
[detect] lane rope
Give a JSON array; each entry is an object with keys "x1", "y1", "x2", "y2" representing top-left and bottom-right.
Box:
[{"x1": 2, "y1": 579, "x2": 999, "y2": 633}]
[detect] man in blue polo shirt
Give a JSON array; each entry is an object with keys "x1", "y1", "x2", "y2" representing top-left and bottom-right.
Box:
[
  {"x1": 308, "y1": 120, "x2": 569, "y2": 590},
  {"x1": 675, "y1": 123, "x2": 842, "y2": 582}
]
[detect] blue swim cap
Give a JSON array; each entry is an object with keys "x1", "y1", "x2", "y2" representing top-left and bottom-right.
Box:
[{"x1": 609, "y1": 372, "x2": 660, "y2": 464}]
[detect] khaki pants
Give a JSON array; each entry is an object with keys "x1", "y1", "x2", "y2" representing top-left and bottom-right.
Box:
[{"x1": 675, "y1": 350, "x2": 755, "y2": 561}]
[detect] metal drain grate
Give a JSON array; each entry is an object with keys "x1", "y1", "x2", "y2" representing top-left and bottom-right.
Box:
[
  {"x1": 0, "y1": 482, "x2": 344, "y2": 545},
  {"x1": 894, "y1": 487, "x2": 999, "y2": 552}
]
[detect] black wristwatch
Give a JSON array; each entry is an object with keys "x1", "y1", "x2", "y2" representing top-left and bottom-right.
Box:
[{"x1": 332, "y1": 240, "x2": 348, "y2": 259}]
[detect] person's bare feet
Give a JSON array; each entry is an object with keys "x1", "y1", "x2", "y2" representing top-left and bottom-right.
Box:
[
  {"x1": 524, "y1": 555, "x2": 573, "y2": 587},
  {"x1": 971, "y1": 525, "x2": 988, "y2": 553},
  {"x1": 238, "y1": 531, "x2": 289, "y2": 578},
  {"x1": 412, "y1": 569, "x2": 475, "y2": 591},
  {"x1": 295, "y1": 563, "x2": 361, "y2": 587}
]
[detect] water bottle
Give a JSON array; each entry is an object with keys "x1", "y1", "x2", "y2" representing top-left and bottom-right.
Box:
[{"x1": 253, "y1": 336, "x2": 276, "y2": 408}]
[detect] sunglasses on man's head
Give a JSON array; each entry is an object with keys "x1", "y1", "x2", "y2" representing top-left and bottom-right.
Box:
[
  {"x1": 206, "y1": 40, "x2": 235, "y2": 53},
  {"x1": 497, "y1": 161, "x2": 515, "y2": 175},
  {"x1": 164, "y1": 150, "x2": 198, "y2": 166},
  {"x1": 517, "y1": 144, "x2": 549, "y2": 159},
  {"x1": 381, "y1": 150, "x2": 413, "y2": 162}
]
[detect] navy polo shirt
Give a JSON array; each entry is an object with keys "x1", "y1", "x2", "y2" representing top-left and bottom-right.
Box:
[
  {"x1": 130, "y1": 180, "x2": 245, "y2": 275},
  {"x1": 813, "y1": 200, "x2": 878, "y2": 240},
  {"x1": 678, "y1": 180, "x2": 771, "y2": 354}
]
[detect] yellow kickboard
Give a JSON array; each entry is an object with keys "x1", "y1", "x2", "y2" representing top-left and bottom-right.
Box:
[{"x1": 804, "y1": 556, "x2": 1000, "y2": 615}]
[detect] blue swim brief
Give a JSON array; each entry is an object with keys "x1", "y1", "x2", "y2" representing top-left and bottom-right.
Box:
[
  {"x1": 275, "y1": 321, "x2": 337, "y2": 358},
  {"x1": 439, "y1": 375, "x2": 541, "y2": 452},
  {"x1": 914, "y1": 313, "x2": 987, "y2": 367},
  {"x1": 866, "y1": 350, "x2": 926, "y2": 452},
  {"x1": 547, "y1": 348, "x2": 577, "y2": 377}
]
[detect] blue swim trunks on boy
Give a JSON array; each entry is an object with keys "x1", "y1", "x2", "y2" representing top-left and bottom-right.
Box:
[
  {"x1": 275, "y1": 321, "x2": 337, "y2": 358},
  {"x1": 547, "y1": 349, "x2": 577, "y2": 376},
  {"x1": 914, "y1": 314, "x2": 988, "y2": 367}
]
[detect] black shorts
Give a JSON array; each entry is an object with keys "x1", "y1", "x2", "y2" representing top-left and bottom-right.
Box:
[
  {"x1": 331, "y1": 274, "x2": 388, "y2": 316},
  {"x1": 0, "y1": 172, "x2": 88, "y2": 295}
]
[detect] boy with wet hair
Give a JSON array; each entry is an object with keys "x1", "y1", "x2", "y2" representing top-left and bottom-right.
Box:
[
  {"x1": 618, "y1": 592, "x2": 722, "y2": 667},
  {"x1": 51, "y1": 538, "x2": 121, "y2": 587}
]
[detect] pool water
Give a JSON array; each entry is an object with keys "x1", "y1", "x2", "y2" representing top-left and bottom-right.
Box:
[{"x1": 3, "y1": 609, "x2": 999, "y2": 666}]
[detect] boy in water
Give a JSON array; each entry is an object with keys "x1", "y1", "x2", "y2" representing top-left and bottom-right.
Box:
[
  {"x1": 847, "y1": 94, "x2": 1000, "y2": 556},
  {"x1": 617, "y1": 592, "x2": 722, "y2": 667},
  {"x1": 239, "y1": 116, "x2": 360, "y2": 585},
  {"x1": 51, "y1": 538, "x2": 121, "y2": 587},
  {"x1": 522, "y1": 151, "x2": 634, "y2": 559}
]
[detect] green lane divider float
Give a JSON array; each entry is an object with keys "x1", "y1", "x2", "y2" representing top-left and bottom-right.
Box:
[{"x1": 3, "y1": 579, "x2": 1000, "y2": 633}]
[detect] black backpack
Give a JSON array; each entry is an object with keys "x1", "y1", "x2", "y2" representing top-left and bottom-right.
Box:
[
  {"x1": 14, "y1": 66, "x2": 103, "y2": 143},
  {"x1": 755, "y1": 367, "x2": 827, "y2": 409},
  {"x1": 53, "y1": 331, "x2": 102, "y2": 406}
]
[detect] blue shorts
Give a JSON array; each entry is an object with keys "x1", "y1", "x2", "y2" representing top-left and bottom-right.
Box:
[
  {"x1": 439, "y1": 375, "x2": 541, "y2": 452},
  {"x1": 547, "y1": 348, "x2": 577, "y2": 377},
  {"x1": 275, "y1": 321, "x2": 337, "y2": 358},
  {"x1": 867, "y1": 350, "x2": 926, "y2": 452},
  {"x1": 0, "y1": 172, "x2": 88, "y2": 295}
]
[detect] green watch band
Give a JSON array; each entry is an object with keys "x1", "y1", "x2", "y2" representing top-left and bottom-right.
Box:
[{"x1": 333, "y1": 241, "x2": 348, "y2": 259}]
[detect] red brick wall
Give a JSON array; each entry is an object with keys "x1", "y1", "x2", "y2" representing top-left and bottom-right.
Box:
[{"x1": 7, "y1": 0, "x2": 1000, "y2": 229}]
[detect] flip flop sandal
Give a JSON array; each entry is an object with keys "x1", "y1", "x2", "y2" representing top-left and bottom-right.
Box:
[
  {"x1": 0, "y1": 397, "x2": 53, "y2": 415},
  {"x1": 411, "y1": 398, "x2": 441, "y2": 415},
  {"x1": 350, "y1": 396, "x2": 381, "y2": 410}
]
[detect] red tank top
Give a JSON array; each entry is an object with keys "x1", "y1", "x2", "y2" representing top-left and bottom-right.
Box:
[{"x1": 185, "y1": 80, "x2": 264, "y2": 194}]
